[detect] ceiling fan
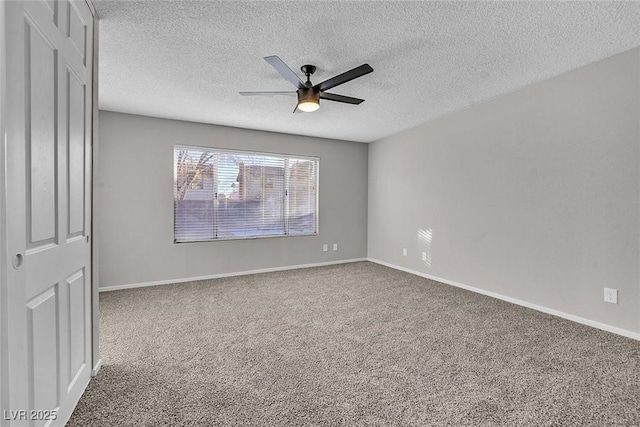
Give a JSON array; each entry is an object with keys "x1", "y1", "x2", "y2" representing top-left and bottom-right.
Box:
[{"x1": 240, "y1": 56, "x2": 373, "y2": 113}]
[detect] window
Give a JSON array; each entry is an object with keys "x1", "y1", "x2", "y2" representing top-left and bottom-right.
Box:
[{"x1": 174, "y1": 146, "x2": 318, "y2": 242}]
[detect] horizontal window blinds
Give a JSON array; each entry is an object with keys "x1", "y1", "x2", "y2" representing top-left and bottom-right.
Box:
[
  {"x1": 287, "y1": 158, "x2": 317, "y2": 236},
  {"x1": 218, "y1": 152, "x2": 285, "y2": 238},
  {"x1": 174, "y1": 146, "x2": 318, "y2": 243},
  {"x1": 175, "y1": 148, "x2": 215, "y2": 242}
]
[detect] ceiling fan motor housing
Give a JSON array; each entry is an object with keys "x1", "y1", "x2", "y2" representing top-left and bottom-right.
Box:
[{"x1": 297, "y1": 87, "x2": 319, "y2": 104}]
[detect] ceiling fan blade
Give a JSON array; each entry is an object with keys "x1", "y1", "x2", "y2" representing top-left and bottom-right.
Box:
[
  {"x1": 264, "y1": 56, "x2": 305, "y2": 89},
  {"x1": 239, "y1": 91, "x2": 297, "y2": 96},
  {"x1": 314, "y1": 64, "x2": 373, "y2": 92},
  {"x1": 319, "y1": 92, "x2": 364, "y2": 105}
]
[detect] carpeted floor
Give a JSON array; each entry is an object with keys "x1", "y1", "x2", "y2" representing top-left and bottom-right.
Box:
[{"x1": 68, "y1": 262, "x2": 640, "y2": 426}]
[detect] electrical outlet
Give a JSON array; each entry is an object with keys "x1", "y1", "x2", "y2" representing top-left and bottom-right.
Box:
[
  {"x1": 333, "y1": 243, "x2": 338, "y2": 251},
  {"x1": 323, "y1": 244, "x2": 328, "y2": 252},
  {"x1": 422, "y1": 252, "x2": 427, "y2": 262},
  {"x1": 403, "y1": 248, "x2": 407, "y2": 257},
  {"x1": 604, "y1": 288, "x2": 618, "y2": 304}
]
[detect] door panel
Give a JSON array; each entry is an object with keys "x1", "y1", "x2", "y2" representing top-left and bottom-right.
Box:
[
  {"x1": 43, "y1": 0, "x2": 57, "y2": 25},
  {"x1": 26, "y1": 20, "x2": 58, "y2": 247},
  {"x1": 67, "y1": 2, "x2": 86, "y2": 64},
  {"x1": 27, "y1": 285, "x2": 60, "y2": 427},
  {"x1": 67, "y1": 68, "x2": 85, "y2": 238},
  {"x1": 4, "y1": 1, "x2": 94, "y2": 425},
  {"x1": 67, "y1": 269, "x2": 85, "y2": 388}
]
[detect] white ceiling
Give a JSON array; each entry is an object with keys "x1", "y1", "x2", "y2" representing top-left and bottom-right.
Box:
[{"x1": 94, "y1": 1, "x2": 640, "y2": 143}]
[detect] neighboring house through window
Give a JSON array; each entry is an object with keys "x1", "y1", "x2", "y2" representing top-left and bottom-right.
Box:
[{"x1": 174, "y1": 145, "x2": 318, "y2": 242}]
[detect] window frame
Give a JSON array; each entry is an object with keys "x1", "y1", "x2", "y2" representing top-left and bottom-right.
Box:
[{"x1": 173, "y1": 144, "x2": 320, "y2": 243}]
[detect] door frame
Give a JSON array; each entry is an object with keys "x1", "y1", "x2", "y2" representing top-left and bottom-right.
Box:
[
  {"x1": 88, "y1": 0, "x2": 102, "y2": 377},
  {"x1": 1, "y1": 0, "x2": 8, "y2": 419}
]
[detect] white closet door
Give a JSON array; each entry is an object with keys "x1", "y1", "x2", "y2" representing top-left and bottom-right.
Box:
[{"x1": 3, "y1": 1, "x2": 94, "y2": 425}]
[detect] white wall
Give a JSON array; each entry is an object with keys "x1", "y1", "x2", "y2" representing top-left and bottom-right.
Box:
[
  {"x1": 368, "y1": 48, "x2": 640, "y2": 334},
  {"x1": 97, "y1": 112, "x2": 368, "y2": 289}
]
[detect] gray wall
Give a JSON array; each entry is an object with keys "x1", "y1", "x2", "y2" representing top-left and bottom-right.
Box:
[
  {"x1": 368, "y1": 48, "x2": 640, "y2": 333},
  {"x1": 97, "y1": 111, "x2": 368, "y2": 289}
]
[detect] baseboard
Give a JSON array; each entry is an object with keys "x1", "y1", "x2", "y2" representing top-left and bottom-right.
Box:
[
  {"x1": 99, "y1": 258, "x2": 368, "y2": 292},
  {"x1": 367, "y1": 258, "x2": 640, "y2": 341}
]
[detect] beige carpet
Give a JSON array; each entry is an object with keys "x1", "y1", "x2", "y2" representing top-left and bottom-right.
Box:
[{"x1": 69, "y1": 262, "x2": 640, "y2": 426}]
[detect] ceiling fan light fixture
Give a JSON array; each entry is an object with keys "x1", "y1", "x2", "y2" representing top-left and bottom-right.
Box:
[
  {"x1": 297, "y1": 87, "x2": 320, "y2": 112},
  {"x1": 298, "y1": 99, "x2": 320, "y2": 112}
]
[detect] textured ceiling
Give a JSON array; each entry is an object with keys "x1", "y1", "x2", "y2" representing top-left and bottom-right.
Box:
[{"x1": 94, "y1": 1, "x2": 640, "y2": 143}]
